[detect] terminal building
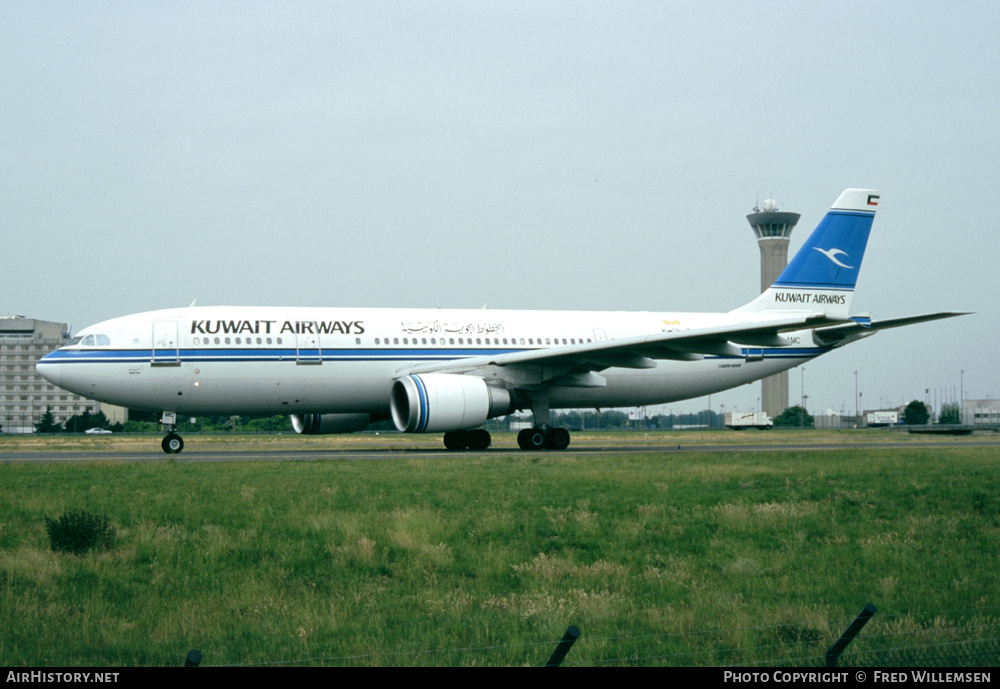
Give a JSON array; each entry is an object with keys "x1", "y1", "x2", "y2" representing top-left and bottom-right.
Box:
[{"x1": 0, "y1": 317, "x2": 125, "y2": 434}]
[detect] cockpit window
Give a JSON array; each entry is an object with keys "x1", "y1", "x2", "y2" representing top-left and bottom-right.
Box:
[{"x1": 73, "y1": 334, "x2": 111, "y2": 347}]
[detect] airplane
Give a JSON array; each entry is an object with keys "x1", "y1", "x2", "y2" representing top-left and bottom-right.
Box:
[{"x1": 36, "y1": 189, "x2": 964, "y2": 454}]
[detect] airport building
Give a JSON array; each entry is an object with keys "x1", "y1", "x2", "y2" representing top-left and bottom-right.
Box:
[
  {"x1": 746, "y1": 200, "x2": 801, "y2": 419},
  {"x1": 962, "y1": 399, "x2": 1000, "y2": 427},
  {"x1": 0, "y1": 317, "x2": 125, "y2": 433}
]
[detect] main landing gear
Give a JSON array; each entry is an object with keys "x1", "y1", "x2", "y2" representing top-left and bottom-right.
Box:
[
  {"x1": 443, "y1": 429, "x2": 492, "y2": 450},
  {"x1": 441, "y1": 426, "x2": 571, "y2": 451},
  {"x1": 514, "y1": 391, "x2": 571, "y2": 450},
  {"x1": 160, "y1": 411, "x2": 184, "y2": 454},
  {"x1": 517, "y1": 426, "x2": 571, "y2": 451}
]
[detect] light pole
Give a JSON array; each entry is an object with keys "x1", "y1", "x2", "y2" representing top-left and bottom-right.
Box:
[{"x1": 854, "y1": 370, "x2": 859, "y2": 426}]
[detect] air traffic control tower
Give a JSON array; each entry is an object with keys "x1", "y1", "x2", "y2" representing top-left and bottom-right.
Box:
[{"x1": 747, "y1": 199, "x2": 801, "y2": 419}]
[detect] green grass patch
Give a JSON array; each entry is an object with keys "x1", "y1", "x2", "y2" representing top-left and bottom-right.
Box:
[{"x1": 1, "y1": 445, "x2": 998, "y2": 666}]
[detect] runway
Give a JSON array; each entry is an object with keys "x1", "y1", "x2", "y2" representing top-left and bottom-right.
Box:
[{"x1": 3, "y1": 432, "x2": 998, "y2": 463}]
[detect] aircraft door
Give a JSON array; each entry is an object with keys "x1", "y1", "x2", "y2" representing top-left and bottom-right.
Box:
[
  {"x1": 296, "y1": 332, "x2": 322, "y2": 365},
  {"x1": 151, "y1": 320, "x2": 180, "y2": 366}
]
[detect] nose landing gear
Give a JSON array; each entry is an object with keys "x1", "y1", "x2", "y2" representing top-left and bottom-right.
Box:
[{"x1": 160, "y1": 412, "x2": 184, "y2": 454}]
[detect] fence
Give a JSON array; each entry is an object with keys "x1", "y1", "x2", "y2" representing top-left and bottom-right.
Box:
[{"x1": 179, "y1": 605, "x2": 999, "y2": 667}]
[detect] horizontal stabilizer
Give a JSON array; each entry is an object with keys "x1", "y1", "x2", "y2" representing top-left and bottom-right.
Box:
[{"x1": 813, "y1": 312, "x2": 970, "y2": 347}]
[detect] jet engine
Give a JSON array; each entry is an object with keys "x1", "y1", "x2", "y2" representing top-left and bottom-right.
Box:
[
  {"x1": 390, "y1": 373, "x2": 515, "y2": 433},
  {"x1": 291, "y1": 413, "x2": 374, "y2": 435}
]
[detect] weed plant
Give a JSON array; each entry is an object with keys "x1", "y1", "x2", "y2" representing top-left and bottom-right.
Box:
[
  {"x1": 0, "y1": 444, "x2": 997, "y2": 666},
  {"x1": 44, "y1": 510, "x2": 116, "y2": 555}
]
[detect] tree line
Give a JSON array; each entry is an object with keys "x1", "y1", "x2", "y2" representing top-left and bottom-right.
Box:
[{"x1": 27, "y1": 399, "x2": 959, "y2": 434}]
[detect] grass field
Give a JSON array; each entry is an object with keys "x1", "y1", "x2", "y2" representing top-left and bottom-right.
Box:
[{"x1": 1, "y1": 432, "x2": 998, "y2": 666}]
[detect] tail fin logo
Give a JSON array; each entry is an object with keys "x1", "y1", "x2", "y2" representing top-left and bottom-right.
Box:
[{"x1": 813, "y1": 247, "x2": 854, "y2": 269}]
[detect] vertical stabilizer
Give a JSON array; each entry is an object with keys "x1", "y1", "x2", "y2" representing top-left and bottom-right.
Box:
[{"x1": 732, "y1": 188, "x2": 879, "y2": 316}]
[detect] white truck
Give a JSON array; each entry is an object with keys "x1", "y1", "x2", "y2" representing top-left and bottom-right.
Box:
[
  {"x1": 724, "y1": 412, "x2": 773, "y2": 430},
  {"x1": 866, "y1": 411, "x2": 900, "y2": 427}
]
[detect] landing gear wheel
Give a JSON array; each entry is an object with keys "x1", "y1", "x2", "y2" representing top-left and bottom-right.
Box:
[
  {"x1": 443, "y1": 431, "x2": 469, "y2": 450},
  {"x1": 468, "y1": 429, "x2": 492, "y2": 450},
  {"x1": 518, "y1": 427, "x2": 547, "y2": 450},
  {"x1": 545, "y1": 427, "x2": 571, "y2": 450},
  {"x1": 443, "y1": 429, "x2": 492, "y2": 451},
  {"x1": 162, "y1": 433, "x2": 184, "y2": 454}
]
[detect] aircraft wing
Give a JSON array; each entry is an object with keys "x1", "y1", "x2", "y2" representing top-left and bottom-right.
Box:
[{"x1": 400, "y1": 313, "x2": 851, "y2": 379}]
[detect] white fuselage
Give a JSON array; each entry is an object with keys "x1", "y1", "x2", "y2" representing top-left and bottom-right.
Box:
[{"x1": 38, "y1": 305, "x2": 822, "y2": 417}]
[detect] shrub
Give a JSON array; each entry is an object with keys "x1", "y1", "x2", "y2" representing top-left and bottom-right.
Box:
[{"x1": 45, "y1": 510, "x2": 117, "y2": 555}]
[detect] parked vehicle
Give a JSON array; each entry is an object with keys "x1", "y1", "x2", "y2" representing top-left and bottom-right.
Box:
[
  {"x1": 725, "y1": 412, "x2": 773, "y2": 430},
  {"x1": 865, "y1": 411, "x2": 899, "y2": 427}
]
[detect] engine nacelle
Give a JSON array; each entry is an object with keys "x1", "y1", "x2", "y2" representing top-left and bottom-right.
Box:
[
  {"x1": 390, "y1": 374, "x2": 515, "y2": 433},
  {"x1": 291, "y1": 413, "x2": 373, "y2": 435}
]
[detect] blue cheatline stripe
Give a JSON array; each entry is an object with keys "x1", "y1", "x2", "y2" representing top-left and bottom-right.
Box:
[
  {"x1": 40, "y1": 345, "x2": 829, "y2": 370},
  {"x1": 715, "y1": 347, "x2": 827, "y2": 361},
  {"x1": 38, "y1": 347, "x2": 523, "y2": 365},
  {"x1": 411, "y1": 374, "x2": 430, "y2": 433}
]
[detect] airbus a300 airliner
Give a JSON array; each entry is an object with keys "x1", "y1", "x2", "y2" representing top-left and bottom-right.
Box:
[{"x1": 37, "y1": 189, "x2": 963, "y2": 453}]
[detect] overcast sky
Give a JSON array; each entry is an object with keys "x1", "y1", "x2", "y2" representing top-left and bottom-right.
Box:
[{"x1": 3, "y1": 1, "x2": 996, "y2": 416}]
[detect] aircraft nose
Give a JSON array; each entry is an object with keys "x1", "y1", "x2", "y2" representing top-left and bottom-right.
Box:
[{"x1": 35, "y1": 354, "x2": 62, "y2": 388}]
